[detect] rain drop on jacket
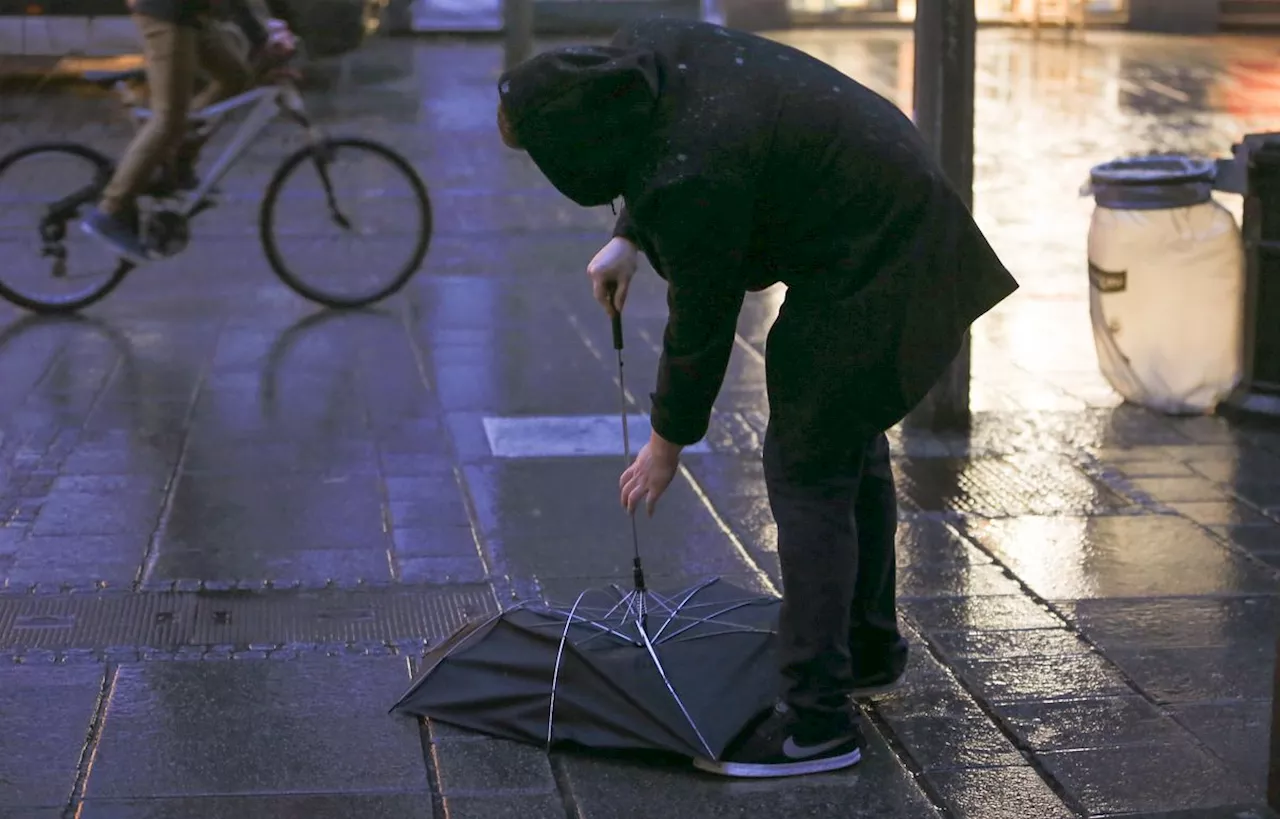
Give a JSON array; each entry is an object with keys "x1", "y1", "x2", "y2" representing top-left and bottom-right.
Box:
[{"x1": 498, "y1": 20, "x2": 1019, "y2": 476}]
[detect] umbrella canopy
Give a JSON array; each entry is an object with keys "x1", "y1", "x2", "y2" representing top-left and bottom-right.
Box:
[{"x1": 391, "y1": 577, "x2": 781, "y2": 760}]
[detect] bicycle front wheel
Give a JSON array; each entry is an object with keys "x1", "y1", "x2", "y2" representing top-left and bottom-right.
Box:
[
  {"x1": 0, "y1": 143, "x2": 134, "y2": 313},
  {"x1": 260, "y1": 138, "x2": 432, "y2": 308}
]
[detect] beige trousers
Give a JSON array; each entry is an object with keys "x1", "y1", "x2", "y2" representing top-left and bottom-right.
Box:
[{"x1": 99, "y1": 14, "x2": 253, "y2": 215}]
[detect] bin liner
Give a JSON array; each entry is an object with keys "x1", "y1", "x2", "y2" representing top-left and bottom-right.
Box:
[{"x1": 1084, "y1": 155, "x2": 1244, "y2": 414}]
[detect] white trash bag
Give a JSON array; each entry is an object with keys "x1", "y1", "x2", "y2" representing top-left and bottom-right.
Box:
[{"x1": 1082, "y1": 155, "x2": 1244, "y2": 415}]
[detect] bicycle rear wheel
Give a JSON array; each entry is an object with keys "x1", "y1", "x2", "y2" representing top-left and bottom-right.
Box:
[
  {"x1": 259, "y1": 137, "x2": 432, "y2": 308},
  {"x1": 0, "y1": 143, "x2": 134, "y2": 313}
]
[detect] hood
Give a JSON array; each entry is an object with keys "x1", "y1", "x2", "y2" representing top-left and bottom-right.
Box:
[{"x1": 498, "y1": 44, "x2": 660, "y2": 207}]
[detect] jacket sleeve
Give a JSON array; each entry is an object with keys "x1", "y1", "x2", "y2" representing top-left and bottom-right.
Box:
[
  {"x1": 612, "y1": 204, "x2": 640, "y2": 244},
  {"x1": 630, "y1": 177, "x2": 752, "y2": 447}
]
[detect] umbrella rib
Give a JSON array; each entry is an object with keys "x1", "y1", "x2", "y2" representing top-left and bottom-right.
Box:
[
  {"x1": 636, "y1": 621, "x2": 715, "y2": 759},
  {"x1": 652, "y1": 579, "x2": 720, "y2": 641},
  {"x1": 661, "y1": 626, "x2": 775, "y2": 643},
  {"x1": 656, "y1": 601, "x2": 772, "y2": 644},
  {"x1": 546, "y1": 589, "x2": 593, "y2": 749},
  {"x1": 644, "y1": 591, "x2": 678, "y2": 616},
  {"x1": 535, "y1": 607, "x2": 641, "y2": 645},
  {"x1": 622, "y1": 590, "x2": 640, "y2": 626},
  {"x1": 602, "y1": 584, "x2": 634, "y2": 620}
]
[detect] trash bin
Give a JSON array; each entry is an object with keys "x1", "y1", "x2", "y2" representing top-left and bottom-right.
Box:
[{"x1": 1083, "y1": 155, "x2": 1245, "y2": 414}]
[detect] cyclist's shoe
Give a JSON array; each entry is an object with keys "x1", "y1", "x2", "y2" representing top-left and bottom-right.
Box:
[{"x1": 80, "y1": 207, "x2": 149, "y2": 264}]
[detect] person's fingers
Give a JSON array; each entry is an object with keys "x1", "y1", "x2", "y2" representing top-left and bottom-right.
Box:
[
  {"x1": 591, "y1": 277, "x2": 614, "y2": 315},
  {"x1": 620, "y1": 472, "x2": 641, "y2": 508},
  {"x1": 626, "y1": 481, "x2": 647, "y2": 515},
  {"x1": 613, "y1": 275, "x2": 630, "y2": 314},
  {"x1": 620, "y1": 458, "x2": 640, "y2": 485}
]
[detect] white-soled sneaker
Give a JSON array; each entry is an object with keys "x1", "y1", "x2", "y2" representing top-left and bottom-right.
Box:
[{"x1": 693, "y1": 701, "x2": 864, "y2": 779}]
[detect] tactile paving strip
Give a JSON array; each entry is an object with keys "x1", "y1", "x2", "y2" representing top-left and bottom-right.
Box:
[
  {"x1": 0, "y1": 586, "x2": 497, "y2": 651},
  {"x1": 895, "y1": 454, "x2": 1135, "y2": 517}
]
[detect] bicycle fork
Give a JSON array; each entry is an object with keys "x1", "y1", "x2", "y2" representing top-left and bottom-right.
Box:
[{"x1": 280, "y1": 84, "x2": 352, "y2": 231}]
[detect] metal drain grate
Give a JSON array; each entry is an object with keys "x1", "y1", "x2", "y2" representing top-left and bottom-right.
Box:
[{"x1": 0, "y1": 586, "x2": 497, "y2": 651}]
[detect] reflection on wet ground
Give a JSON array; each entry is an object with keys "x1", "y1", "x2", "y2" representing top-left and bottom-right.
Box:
[{"x1": 0, "y1": 28, "x2": 1278, "y2": 819}]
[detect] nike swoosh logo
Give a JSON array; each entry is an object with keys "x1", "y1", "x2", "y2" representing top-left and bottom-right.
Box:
[{"x1": 781, "y1": 735, "x2": 849, "y2": 760}]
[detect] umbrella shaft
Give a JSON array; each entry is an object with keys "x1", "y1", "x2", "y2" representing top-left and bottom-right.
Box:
[
  {"x1": 616, "y1": 339, "x2": 645, "y2": 588},
  {"x1": 617, "y1": 350, "x2": 630, "y2": 460}
]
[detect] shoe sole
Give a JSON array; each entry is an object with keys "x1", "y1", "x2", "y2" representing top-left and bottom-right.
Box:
[
  {"x1": 79, "y1": 221, "x2": 150, "y2": 265},
  {"x1": 692, "y1": 748, "x2": 862, "y2": 779}
]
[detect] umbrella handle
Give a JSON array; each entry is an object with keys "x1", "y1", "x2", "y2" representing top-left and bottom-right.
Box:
[{"x1": 608, "y1": 288, "x2": 624, "y2": 351}]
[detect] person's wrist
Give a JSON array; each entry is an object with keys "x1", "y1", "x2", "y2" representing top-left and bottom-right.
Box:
[{"x1": 649, "y1": 429, "x2": 683, "y2": 463}]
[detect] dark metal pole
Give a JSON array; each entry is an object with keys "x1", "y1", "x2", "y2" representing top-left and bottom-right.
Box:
[
  {"x1": 902, "y1": 0, "x2": 977, "y2": 430},
  {"x1": 503, "y1": 0, "x2": 534, "y2": 70}
]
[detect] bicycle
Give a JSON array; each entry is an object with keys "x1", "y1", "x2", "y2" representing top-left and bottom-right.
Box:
[{"x1": 0, "y1": 66, "x2": 433, "y2": 314}]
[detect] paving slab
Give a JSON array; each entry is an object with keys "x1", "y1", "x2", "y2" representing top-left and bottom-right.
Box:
[
  {"x1": 440, "y1": 794, "x2": 566, "y2": 819},
  {"x1": 84, "y1": 657, "x2": 429, "y2": 800},
  {"x1": 961, "y1": 515, "x2": 1280, "y2": 600},
  {"x1": 925, "y1": 766, "x2": 1077, "y2": 819},
  {"x1": 0, "y1": 663, "x2": 105, "y2": 810},
  {"x1": 1170, "y1": 700, "x2": 1271, "y2": 796},
  {"x1": 1038, "y1": 742, "x2": 1257, "y2": 815},
  {"x1": 951, "y1": 652, "x2": 1137, "y2": 704},
  {"x1": 556, "y1": 718, "x2": 942, "y2": 819},
  {"x1": 997, "y1": 696, "x2": 1189, "y2": 752},
  {"x1": 79, "y1": 794, "x2": 433, "y2": 819},
  {"x1": 1063, "y1": 596, "x2": 1278, "y2": 653},
  {"x1": 5, "y1": 533, "x2": 148, "y2": 588}
]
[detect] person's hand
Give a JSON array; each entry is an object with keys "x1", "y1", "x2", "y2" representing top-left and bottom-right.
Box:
[
  {"x1": 587, "y1": 237, "x2": 638, "y2": 317},
  {"x1": 620, "y1": 432, "x2": 682, "y2": 517},
  {"x1": 263, "y1": 18, "x2": 298, "y2": 60}
]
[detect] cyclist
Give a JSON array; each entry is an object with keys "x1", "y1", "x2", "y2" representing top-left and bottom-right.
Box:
[{"x1": 81, "y1": 0, "x2": 297, "y2": 262}]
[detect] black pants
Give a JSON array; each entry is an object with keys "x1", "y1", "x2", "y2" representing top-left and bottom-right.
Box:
[
  {"x1": 760, "y1": 285, "x2": 906, "y2": 723},
  {"x1": 764, "y1": 429, "x2": 902, "y2": 720}
]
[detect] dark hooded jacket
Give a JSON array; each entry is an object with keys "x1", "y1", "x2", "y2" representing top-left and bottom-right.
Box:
[{"x1": 498, "y1": 20, "x2": 1018, "y2": 458}]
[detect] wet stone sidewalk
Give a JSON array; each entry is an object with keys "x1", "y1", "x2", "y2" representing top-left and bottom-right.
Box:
[{"x1": 1, "y1": 28, "x2": 1279, "y2": 819}]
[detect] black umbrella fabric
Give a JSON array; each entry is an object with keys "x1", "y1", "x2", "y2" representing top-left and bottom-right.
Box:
[{"x1": 391, "y1": 578, "x2": 781, "y2": 759}]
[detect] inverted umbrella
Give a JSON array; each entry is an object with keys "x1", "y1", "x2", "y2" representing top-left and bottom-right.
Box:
[{"x1": 391, "y1": 309, "x2": 781, "y2": 759}]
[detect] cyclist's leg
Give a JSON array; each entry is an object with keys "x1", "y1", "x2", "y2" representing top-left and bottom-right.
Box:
[
  {"x1": 84, "y1": 15, "x2": 197, "y2": 260},
  {"x1": 192, "y1": 20, "x2": 254, "y2": 111},
  {"x1": 171, "y1": 20, "x2": 255, "y2": 187}
]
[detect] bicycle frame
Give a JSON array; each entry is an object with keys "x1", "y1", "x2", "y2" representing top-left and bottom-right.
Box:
[{"x1": 124, "y1": 78, "x2": 325, "y2": 220}]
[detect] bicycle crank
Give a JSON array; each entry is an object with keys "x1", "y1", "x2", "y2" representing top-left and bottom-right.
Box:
[{"x1": 145, "y1": 210, "x2": 191, "y2": 258}]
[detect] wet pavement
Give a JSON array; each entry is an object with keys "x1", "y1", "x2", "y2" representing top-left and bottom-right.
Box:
[{"x1": 0, "y1": 26, "x2": 1279, "y2": 819}]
